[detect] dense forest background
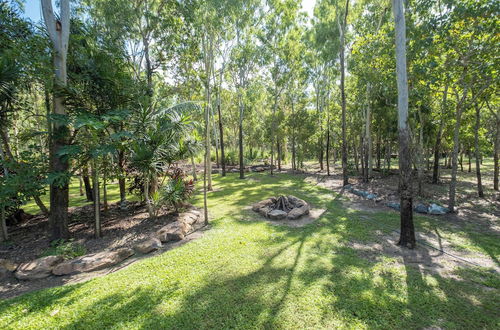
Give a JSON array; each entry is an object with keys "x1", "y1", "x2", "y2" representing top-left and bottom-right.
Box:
[{"x1": 0, "y1": 0, "x2": 498, "y2": 244}]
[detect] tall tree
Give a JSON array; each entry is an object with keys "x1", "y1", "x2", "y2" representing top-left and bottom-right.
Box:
[
  {"x1": 338, "y1": 0, "x2": 349, "y2": 186},
  {"x1": 392, "y1": 0, "x2": 415, "y2": 248},
  {"x1": 42, "y1": 0, "x2": 71, "y2": 240}
]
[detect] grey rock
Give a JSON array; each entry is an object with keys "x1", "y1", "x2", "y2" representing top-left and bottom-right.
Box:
[
  {"x1": 428, "y1": 203, "x2": 449, "y2": 215},
  {"x1": 134, "y1": 238, "x2": 162, "y2": 254},
  {"x1": 387, "y1": 202, "x2": 401, "y2": 211},
  {"x1": 287, "y1": 205, "x2": 310, "y2": 220},
  {"x1": 156, "y1": 221, "x2": 190, "y2": 242},
  {"x1": 268, "y1": 209, "x2": 287, "y2": 220},
  {"x1": 414, "y1": 203, "x2": 428, "y2": 214},
  {"x1": 15, "y1": 256, "x2": 64, "y2": 280}
]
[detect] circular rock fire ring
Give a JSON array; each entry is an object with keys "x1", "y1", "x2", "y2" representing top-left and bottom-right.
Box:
[{"x1": 252, "y1": 195, "x2": 310, "y2": 220}]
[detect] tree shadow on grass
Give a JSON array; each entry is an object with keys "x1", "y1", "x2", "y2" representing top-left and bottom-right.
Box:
[{"x1": 2, "y1": 173, "x2": 498, "y2": 329}]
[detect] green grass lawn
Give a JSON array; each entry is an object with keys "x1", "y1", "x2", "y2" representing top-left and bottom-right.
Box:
[
  {"x1": 22, "y1": 178, "x2": 139, "y2": 215},
  {"x1": 2, "y1": 173, "x2": 499, "y2": 329}
]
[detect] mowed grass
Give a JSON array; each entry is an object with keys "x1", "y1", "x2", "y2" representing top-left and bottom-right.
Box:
[
  {"x1": 2, "y1": 173, "x2": 499, "y2": 329},
  {"x1": 22, "y1": 178, "x2": 139, "y2": 214}
]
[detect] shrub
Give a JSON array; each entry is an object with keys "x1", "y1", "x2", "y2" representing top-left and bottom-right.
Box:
[
  {"x1": 42, "y1": 239, "x2": 86, "y2": 259},
  {"x1": 159, "y1": 167, "x2": 195, "y2": 212}
]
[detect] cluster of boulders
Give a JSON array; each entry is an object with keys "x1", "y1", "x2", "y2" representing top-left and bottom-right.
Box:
[
  {"x1": 387, "y1": 201, "x2": 450, "y2": 215},
  {"x1": 252, "y1": 195, "x2": 310, "y2": 220},
  {"x1": 345, "y1": 185, "x2": 450, "y2": 215},
  {"x1": 211, "y1": 165, "x2": 271, "y2": 174},
  {"x1": 0, "y1": 208, "x2": 204, "y2": 281}
]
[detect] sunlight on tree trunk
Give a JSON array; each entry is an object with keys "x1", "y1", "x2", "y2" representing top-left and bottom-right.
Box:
[
  {"x1": 393, "y1": 0, "x2": 415, "y2": 249},
  {"x1": 42, "y1": 0, "x2": 70, "y2": 240}
]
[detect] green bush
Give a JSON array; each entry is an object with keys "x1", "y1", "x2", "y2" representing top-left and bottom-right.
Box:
[
  {"x1": 159, "y1": 168, "x2": 195, "y2": 212},
  {"x1": 41, "y1": 239, "x2": 87, "y2": 259}
]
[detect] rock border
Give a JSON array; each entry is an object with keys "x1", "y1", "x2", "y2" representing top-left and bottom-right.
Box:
[
  {"x1": 1, "y1": 208, "x2": 204, "y2": 281},
  {"x1": 345, "y1": 185, "x2": 450, "y2": 215}
]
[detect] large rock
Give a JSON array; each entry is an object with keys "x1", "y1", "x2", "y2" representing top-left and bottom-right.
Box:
[
  {"x1": 252, "y1": 198, "x2": 274, "y2": 212},
  {"x1": 287, "y1": 195, "x2": 307, "y2": 207},
  {"x1": 178, "y1": 210, "x2": 201, "y2": 226},
  {"x1": 134, "y1": 238, "x2": 162, "y2": 254},
  {"x1": 52, "y1": 248, "x2": 134, "y2": 276},
  {"x1": 268, "y1": 209, "x2": 287, "y2": 220},
  {"x1": 156, "y1": 221, "x2": 190, "y2": 242},
  {"x1": 428, "y1": 203, "x2": 449, "y2": 215},
  {"x1": 414, "y1": 203, "x2": 428, "y2": 214},
  {"x1": 287, "y1": 205, "x2": 310, "y2": 220},
  {"x1": 0, "y1": 259, "x2": 18, "y2": 280},
  {"x1": 0, "y1": 258, "x2": 18, "y2": 272},
  {"x1": 15, "y1": 255, "x2": 64, "y2": 280}
]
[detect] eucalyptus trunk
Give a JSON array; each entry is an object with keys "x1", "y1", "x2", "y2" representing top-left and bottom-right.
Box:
[
  {"x1": 432, "y1": 83, "x2": 448, "y2": 183},
  {"x1": 494, "y1": 110, "x2": 499, "y2": 191},
  {"x1": 217, "y1": 100, "x2": 226, "y2": 177},
  {"x1": 338, "y1": 1, "x2": 349, "y2": 186},
  {"x1": 449, "y1": 79, "x2": 468, "y2": 212},
  {"x1": 474, "y1": 104, "x2": 484, "y2": 197},
  {"x1": 42, "y1": 0, "x2": 70, "y2": 240},
  {"x1": 393, "y1": 0, "x2": 415, "y2": 248},
  {"x1": 92, "y1": 159, "x2": 101, "y2": 238}
]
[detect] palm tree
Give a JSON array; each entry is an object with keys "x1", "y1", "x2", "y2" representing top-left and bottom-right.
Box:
[{"x1": 130, "y1": 102, "x2": 198, "y2": 217}]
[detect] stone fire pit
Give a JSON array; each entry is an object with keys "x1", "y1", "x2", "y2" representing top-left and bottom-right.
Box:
[{"x1": 252, "y1": 195, "x2": 310, "y2": 220}]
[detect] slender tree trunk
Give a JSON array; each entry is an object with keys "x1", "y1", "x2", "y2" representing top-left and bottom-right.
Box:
[
  {"x1": 353, "y1": 140, "x2": 359, "y2": 173},
  {"x1": 376, "y1": 133, "x2": 381, "y2": 170},
  {"x1": 82, "y1": 166, "x2": 93, "y2": 202},
  {"x1": 144, "y1": 176, "x2": 153, "y2": 218},
  {"x1": 143, "y1": 34, "x2": 153, "y2": 97},
  {"x1": 393, "y1": 0, "x2": 415, "y2": 248},
  {"x1": 361, "y1": 135, "x2": 365, "y2": 177},
  {"x1": 449, "y1": 104, "x2": 462, "y2": 213},
  {"x1": 33, "y1": 195, "x2": 49, "y2": 216},
  {"x1": 339, "y1": 2, "x2": 349, "y2": 186},
  {"x1": 494, "y1": 111, "x2": 499, "y2": 191},
  {"x1": 0, "y1": 208, "x2": 6, "y2": 242},
  {"x1": 203, "y1": 99, "x2": 209, "y2": 225},
  {"x1": 0, "y1": 127, "x2": 13, "y2": 161},
  {"x1": 103, "y1": 165, "x2": 108, "y2": 213},
  {"x1": 42, "y1": 0, "x2": 70, "y2": 240},
  {"x1": 326, "y1": 121, "x2": 330, "y2": 176},
  {"x1": 191, "y1": 155, "x2": 198, "y2": 181},
  {"x1": 270, "y1": 97, "x2": 278, "y2": 175},
  {"x1": 218, "y1": 101, "x2": 226, "y2": 177},
  {"x1": 468, "y1": 150, "x2": 472, "y2": 172},
  {"x1": 386, "y1": 141, "x2": 392, "y2": 170},
  {"x1": 92, "y1": 159, "x2": 101, "y2": 238},
  {"x1": 202, "y1": 32, "x2": 213, "y2": 190},
  {"x1": 118, "y1": 150, "x2": 126, "y2": 206},
  {"x1": 291, "y1": 98, "x2": 296, "y2": 171},
  {"x1": 79, "y1": 173, "x2": 84, "y2": 196},
  {"x1": 277, "y1": 141, "x2": 282, "y2": 172},
  {"x1": 239, "y1": 119, "x2": 244, "y2": 179},
  {"x1": 433, "y1": 84, "x2": 448, "y2": 183},
  {"x1": 459, "y1": 150, "x2": 463, "y2": 172},
  {"x1": 474, "y1": 104, "x2": 484, "y2": 197},
  {"x1": 364, "y1": 83, "x2": 372, "y2": 182},
  {"x1": 0, "y1": 143, "x2": 8, "y2": 241},
  {"x1": 416, "y1": 107, "x2": 424, "y2": 195},
  {"x1": 449, "y1": 80, "x2": 468, "y2": 212}
]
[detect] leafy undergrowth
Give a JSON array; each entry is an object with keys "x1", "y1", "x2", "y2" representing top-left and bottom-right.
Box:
[{"x1": 1, "y1": 173, "x2": 499, "y2": 329}]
